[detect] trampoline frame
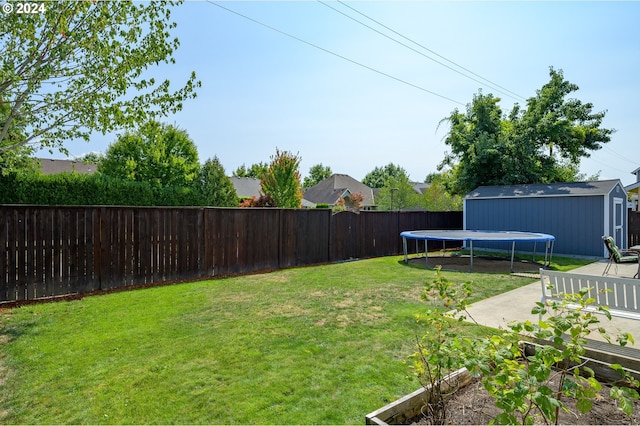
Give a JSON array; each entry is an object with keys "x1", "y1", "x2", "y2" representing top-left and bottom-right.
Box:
[{"x1": 400, "y1": 229, "x2": 555, "y2": 272}]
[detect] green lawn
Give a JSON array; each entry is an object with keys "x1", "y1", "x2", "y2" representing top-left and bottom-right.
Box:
[{"x1": 0, "y1": 255, "x2": 592, "y2": 424}]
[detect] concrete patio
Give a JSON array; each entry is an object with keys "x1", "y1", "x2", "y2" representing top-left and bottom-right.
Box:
[{"x1": 464, "y1": 260, "x2": 640, "y2": 350}]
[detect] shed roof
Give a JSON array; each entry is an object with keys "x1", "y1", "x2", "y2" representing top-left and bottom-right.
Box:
[{"x1": 465, "y1": 179, "x2": 623, "y2": 200}]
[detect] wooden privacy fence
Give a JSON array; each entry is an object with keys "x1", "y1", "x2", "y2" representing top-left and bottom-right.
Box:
[
  {"x1": 629, "y1": 209, "x2": 640, "y2": 247},
  {"x1": 0, "y1": 206, "x2": 462, "y2": 303}
]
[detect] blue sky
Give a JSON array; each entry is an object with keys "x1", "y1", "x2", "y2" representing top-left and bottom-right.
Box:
[{"x1": 50, "y1": 1, "x2": 640, "y2": 186}]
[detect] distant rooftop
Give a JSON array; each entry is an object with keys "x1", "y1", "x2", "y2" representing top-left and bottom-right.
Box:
[
  {"x1": 39, "y1": 158, "x2": 98, "y2": 175},
  {"x1": 303, "y1": 174, "x2": 375, "y2": 206},
  {"x1": 229, "y1": 176, "x2": 261, "y2": 198}
]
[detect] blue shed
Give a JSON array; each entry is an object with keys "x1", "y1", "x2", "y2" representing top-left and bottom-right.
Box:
[{"x1": 464, "y1": 180, "x2": 628, "y2": 258}]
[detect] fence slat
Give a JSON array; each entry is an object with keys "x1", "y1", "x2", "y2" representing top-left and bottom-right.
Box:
[{"x1": 629, "y1": 209, "x2": 640, "y2": 247}]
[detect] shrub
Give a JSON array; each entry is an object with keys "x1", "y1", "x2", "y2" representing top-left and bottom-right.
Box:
[
  {"x1": 413, "y1": 272, "x2": 640, "y2": 425},
  {"x1": 0, "y1": 172, "x2": 206, "y2": 206}
]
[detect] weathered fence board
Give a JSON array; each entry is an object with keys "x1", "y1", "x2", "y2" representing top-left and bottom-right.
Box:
[
  {"x1": 630, "y1": 209, "x2": 640, "y2": 247},
  {"x1": 0, "y1": 206, "x2": 462, "y2": 303}
]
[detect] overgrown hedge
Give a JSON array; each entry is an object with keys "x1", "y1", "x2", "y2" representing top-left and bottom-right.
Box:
[{"x1": 0, "y1": 172, "x2": 205, "y2": 206}]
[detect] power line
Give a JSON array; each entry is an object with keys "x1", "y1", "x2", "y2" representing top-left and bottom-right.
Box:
[
  {"x1": 584, "y1": 154, "x2": 634, "y2": 177},
  {"x1": 206, "y1": 1, "x2": 465, "y2": 106},
  {"x1": 332, "y1": 0, "x2": 526, "y2": 102},
  {"x1": 602, "y1": 145, "x2": 639, "y2": 166}
]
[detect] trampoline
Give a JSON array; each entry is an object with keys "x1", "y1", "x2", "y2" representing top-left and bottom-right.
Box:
[{"x1": 400, "y1": 230, "x2": 555, "y2": 272}]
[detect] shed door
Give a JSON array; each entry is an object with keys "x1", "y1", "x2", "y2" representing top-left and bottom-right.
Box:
[{"x1": 614, "y1": 197, "x2": 625, "y2": 247}]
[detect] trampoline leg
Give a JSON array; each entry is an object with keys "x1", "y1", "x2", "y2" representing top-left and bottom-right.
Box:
[
  {"x1": 425, "y1": 241, "x2": 429, "y2": 268},
  {"x1": 544, "y1": 241, "x2": 554, "y2": 268},
  {"x1": 469, "y1": 241, "x2": 473, "y2": 272},
  {"x1": 403, "y1": 237, "x2": 408, "y2": 263},
  {"x1": 510, "y1": 241, "x2": 515, "y2": 273}
]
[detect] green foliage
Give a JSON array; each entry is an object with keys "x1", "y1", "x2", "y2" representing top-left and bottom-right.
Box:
[
  {"x1": 75, "y1": 152, "x2": 106, "y2": 166},
  {"x1": 0, "y1": 172, "x2": 204, "y2": 206},
  {"x1": 439, "y1": 92, "x2": 513, "y2": 195},
  {"x1": 0, "y1": 101, "x2": 39, "y2": 175},
  {"x1": 413, "y1": 274, "x2": 639, "y2": 425},
  {"x1": 420, "y1": 177, "x2": 462, "y2": 212},
  {"x1": 362, "y1": 163, "x2": 408, "y2": 189},
  {"x1": 439, "y1": 68, "x2": 614, "y2": 195},
  {"x1": 0, "y1": 146, "x2": 39, "y2": 176},
  {"x1": 467, "y1": 287, "x2": 640, "y2": 425},
  {"x1": 260, "y1": 148, "x2": 302, "y2": 208},
  {"x1": 424, "y1": 172, "x2": 440, "y2": 184},
  {"x1": 520, "y1": 67, "x2": 613, "y2": 163},
  {"x1": 233, "y1": 162, "x2": 268, "y2": 179},
  {"x1": 99, "y1": 121, "x2": 200, "y2": 187},
  {"x1": 196, "y1": 157, "x2": 238, "y2": 207},
  {"x1": 376, "y1": 173, "x2": 421, "y2": 211},
  {"x1": 411, "y1": 270, "x2": 639, "y2": 424},
  {"x1": 412, "y1": 268, "x2": 474, "y2": 424},
  {"x1": 303, "y1": 163, "x2": 332, "y2": 188},
  {"x1": 238, "y1": 194, "x2": 276, "y2": 208},
  {"x1": 0, "y1": 1, "x2": 199, "y2": 155}
]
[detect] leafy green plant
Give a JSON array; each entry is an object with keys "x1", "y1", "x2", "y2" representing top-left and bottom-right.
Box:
[
  {"x1": 465, "y1": 286, "x2": 639, "y2": 425},
  {"x1": 412, "y1": 271, "x2": 639, "y2": 425},
  {"x1": 411, "y1": 268, "x2": 474, "y2": 424}
]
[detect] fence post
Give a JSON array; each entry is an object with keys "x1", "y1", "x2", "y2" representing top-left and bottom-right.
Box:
[{"x1": 97, "y1": 207, "x2": 107, "y2": 291}]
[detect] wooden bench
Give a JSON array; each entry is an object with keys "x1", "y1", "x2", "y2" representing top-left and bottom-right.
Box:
[{"x1": 540, "y1": 268, "x2": 640, "y2": 321}]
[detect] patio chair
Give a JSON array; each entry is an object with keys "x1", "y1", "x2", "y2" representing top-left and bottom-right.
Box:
[{"x1": 602, "y1": 235, "x2": 638, "y2": 276}]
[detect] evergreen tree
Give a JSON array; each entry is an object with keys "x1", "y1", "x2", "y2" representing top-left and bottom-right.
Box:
[{"x1": 198, "y1": 157, "x2": 238, "y2": 207}]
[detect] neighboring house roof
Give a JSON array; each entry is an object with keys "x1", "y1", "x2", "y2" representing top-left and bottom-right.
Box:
[
  {"x1": 303, "y1": 174, "x2": 375, "y2": 206},
  {"x1": 625, "y1": 181, "x2": 640, "y2": 193},
  {"x1": 624, "y1": 168, "x2": 639, "y2": 210},
  {"x1": 465, "y1": 180, "x2": 624, "y2": 200},
  {"x1": 229, "y1": 176, "x2": 261, "y2": 199},
  {"x1": 412, "y1": 182, "x2": 431, "y2": 195},
  {"x1": 39, "y1": 158, "x2": 98, "y2": 175}
]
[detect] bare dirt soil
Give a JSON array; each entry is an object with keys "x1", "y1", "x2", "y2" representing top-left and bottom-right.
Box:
[
  {"x1": 407, "y1": 255, "x2": 544, "y2": 275},
  {"x1": 408, "y1": 376, "x2": 640, "y2": 425}
]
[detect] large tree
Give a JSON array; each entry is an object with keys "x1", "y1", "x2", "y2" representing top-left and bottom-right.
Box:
[
  {"x1": 260, "y1": 149, "x2": 302, "y2": 208},
  {"x1": 439, "y1": 91, "x2": 506, "y2": 194},
  {"x1": 521, "y1": 68, "x2": 613, "y2": 162},
  {"x1": 439, "y1": 68, "x2": 613, "y2": 195},
  {"x1": 362, "y1": 163, "x2": 408, "y2": 188},
  {"x1": 303, "y1": 163, "x2": 332, "y2": 188},
  {"x1": 99, "y1": 121, "x2": 200, "y2": 187},
  {"x1": 0, "y1": 1, "x2": 199, "y2": 155},
  {"x1": 197, "y1": 157, "x2": 238, "y2": 207}
]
